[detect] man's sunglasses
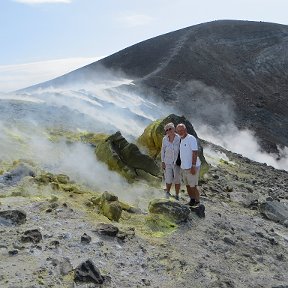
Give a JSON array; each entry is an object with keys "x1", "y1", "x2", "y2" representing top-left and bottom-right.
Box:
[{"x1": 165, "y1": 127, "x2": 173, "y2": 132}]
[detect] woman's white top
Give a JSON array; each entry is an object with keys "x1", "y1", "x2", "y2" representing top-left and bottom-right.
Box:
[{"x1": 161, "y1": 134, "x2": 181, "y2": 165}]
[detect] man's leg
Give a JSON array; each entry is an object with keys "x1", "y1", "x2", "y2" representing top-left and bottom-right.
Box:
[
  {"x1": 187, "y1": 168, "x2": 200, "y2": 205},
  {"x1": 190, "y1": 186, "x2": 200, "y2": 202},
  {"x1": 186, "y1": 185, "x2": 194, "y2": 203},
  {"x1": 186, "y1": 185, "x2": 200, "y2": 205}
]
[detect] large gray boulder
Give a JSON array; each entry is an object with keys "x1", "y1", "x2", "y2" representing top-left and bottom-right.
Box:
[
  {"x1": 148, "y1": 199, "x2": 190, "y2": 223},
  {"x1": 0, "y1": 164, "x2": 35, "y2": 186},
  {"x1": 259, "y1": 201, "x2": 288, "y2": 226},
  {"x1": 0, "y1": 210, "x2": 27, "y2": 226}
]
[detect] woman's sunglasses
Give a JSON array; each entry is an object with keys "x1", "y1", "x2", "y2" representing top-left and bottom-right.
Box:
[{"x1": 165, "y1": 127, "x2": 173, "y2": 132}]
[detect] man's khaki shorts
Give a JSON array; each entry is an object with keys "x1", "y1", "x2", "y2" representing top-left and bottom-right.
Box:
[
  {"x1": 181, "y1": 168, "x2": 200, "y2": 187},
  {"x1": 164, "y1": 164, "x2": 180, "y2": 184}
]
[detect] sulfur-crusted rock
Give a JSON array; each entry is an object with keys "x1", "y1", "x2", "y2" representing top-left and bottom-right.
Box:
[
  {"x1": 95, "y1": 191, "x2": 122, "y2": 222},
  {"x1": 101, "y1": 200, "x2": 122, "y2": 222},
  {"x1": 95, "y1": 131, "x2": 160, "y2": 181},
  {"x1": 137, "y1": 114, "x2": 209, "y2": 177},
  {"x1": 34, "y1": 172, "x2": 56, "y2": 185},
  {"x1": 56, "y1": 174, "x2": 70, "y2": 184}
]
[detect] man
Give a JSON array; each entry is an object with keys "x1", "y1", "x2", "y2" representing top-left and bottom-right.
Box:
[
  {"x1": 161, "y1": 122, "x2": 181, "y2": 200},
  {"x1": 176, "y1": 123, "x2": 201, "y2": 207}
]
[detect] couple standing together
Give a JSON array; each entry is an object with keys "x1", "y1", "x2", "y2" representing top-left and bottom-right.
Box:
[{"x1": 161, "y1": 122, "x2": 201, "y2": 207}]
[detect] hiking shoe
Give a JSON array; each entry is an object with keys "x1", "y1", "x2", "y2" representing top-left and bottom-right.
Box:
[
  {"x1": 175, "y1": 195, "x2": 179, "y2": 201},
  {"x1": 190, "y1": 202, "x2": 200, "y2": 209},
  {"x1": 186, "y1": 198, "x2": 196, "y2": 206}
]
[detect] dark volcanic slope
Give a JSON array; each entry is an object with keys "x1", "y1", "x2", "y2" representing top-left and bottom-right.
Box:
[{"x1": 24, "y1": 20, "x2": 288, "y2": 152}]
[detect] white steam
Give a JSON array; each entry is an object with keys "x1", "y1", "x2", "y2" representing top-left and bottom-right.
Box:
[
  {"x1": 11, "y1": 79, "x2": 167, "y2": 137},
  {"x1": 173, "y1": 80, "x2": 288, "y2": 171},
  {"x1": 0, "y1": 70, "x2": 170, "y2": 208},
  {"x1": 198, "y1": 123, "x2": 288, "y2": 171},
  {"x1": 1, "y1": 66, "x2": 287, "y2": 214},
  {"x1": 0, "y1": 124, "x2": 162, "y2": 209},
  {"x1": 203, "y1": 145, "x2": 235, "y2": 167}
]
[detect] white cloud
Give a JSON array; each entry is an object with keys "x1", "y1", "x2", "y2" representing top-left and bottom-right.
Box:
[
  {"x1": 0, "y1": 57, "x2": 102, "y2": 92},
  {"x1": 13, "y1": 0, "x2": 71, "y2": 4},
  {"x1": 118, "y1": 14, "x2": 154, "y2": 27}
]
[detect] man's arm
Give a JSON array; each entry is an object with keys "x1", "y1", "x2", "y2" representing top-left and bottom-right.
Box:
[
  {"x1": 191, "y1": 150, "x2": 198, "y2": 175},
  {"x1": 192, "y1": 150, "x2": 197, "y2": 166}
]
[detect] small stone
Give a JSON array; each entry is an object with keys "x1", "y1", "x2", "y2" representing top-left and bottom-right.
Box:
[
  {"x1": 269, "y1": 238, "x2": 278, "y2": 245},
  {"x1": 95, "y1": 223, "x2": 119, "y2": 237},
  {"x1": 223, "y1": 236, "x2": 236, "y2": 245},
  {"x1": 12, "y1": 242, "x2": 25, "y2": 250},
  {"x1": 50, "y1": 203, "x2": 58, "y2": 209},
  {"x1": 141, "y1": 278, "x2": 151, "y2": 286},
  {"x1": 59, "y1": 257, "x2": 73, "y2": 276},
  {"x1": 50, "y1": 182, "x2": 60, "y2": 190},
  {"x1": 49, "y1": 240, "x2": 60, "y2": 247},
  {"x1": 225, "y1": 186, "x2": 233, "y2": 192},
  {"x1": 8, "y1": 250, "x2": 18, "y2": 256},
  {"x1": 101, "y1": 191, "x2": 118, "y2": 202},
  {"x1": 74, "y1": 259, "x2": 105, "y2": 284},
  {"x1": 49, "y1": 195, "x2": 58, "y2": 202},
  {"x1": 116, "y1": 231, "x2": 127, "y2": 241},
  {"x1": 255, "y1": 231, "x2": 265, "y2": 238},
  {"x1": 81, "y1": 233, "x2": 91, "y2": 244},
  {"x1": 21, "y1": 229, "x2": 42, "y2": 244},
  {"x1": 276, "y1": 254, "x2": 285, "y2": 261}
]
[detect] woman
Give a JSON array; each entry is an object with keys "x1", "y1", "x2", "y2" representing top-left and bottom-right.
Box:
[{"x1": 161, "y1": 122, "x2": 181, "y2": 200}]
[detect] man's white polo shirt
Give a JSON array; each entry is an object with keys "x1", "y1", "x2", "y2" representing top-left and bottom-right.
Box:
[{"x1": 180, "y1": 134, "x2": 201, "y2": 169}]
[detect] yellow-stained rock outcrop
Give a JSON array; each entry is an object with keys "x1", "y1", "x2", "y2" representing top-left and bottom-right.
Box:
[{"x1": 138, "y1": 114, "x2": 209, "y2": 177}]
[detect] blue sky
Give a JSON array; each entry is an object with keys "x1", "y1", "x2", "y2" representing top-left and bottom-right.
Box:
[{"x1": 1, "y1": 0, "x2": 288, "y2": 91}]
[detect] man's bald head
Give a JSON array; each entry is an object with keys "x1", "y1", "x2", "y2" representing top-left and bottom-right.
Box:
[{"x1": 176, "y1": 123, "x2": 188, "y2": 138}]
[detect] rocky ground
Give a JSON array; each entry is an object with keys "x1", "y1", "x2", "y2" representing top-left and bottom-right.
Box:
[{"x1": 0, "y1": 141, "x2": 287, "y2": 288}]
